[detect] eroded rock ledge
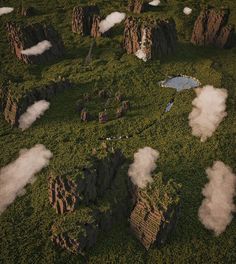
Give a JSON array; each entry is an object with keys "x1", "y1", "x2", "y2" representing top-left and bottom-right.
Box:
[
  {"x1": 191, "y1": 7, "x2": 235, "y2": 48},
  {"x1": 129, "y1": 173, "x2": 181, "y2": 250},
  {"x1": 123, "y1": 16, "x2": 177, "y2": 60},
  {"x1": 1, "y1": 79, "x2": 71, "y2": 125},
  {"x1": 6, "y1": 22, "x2": 64, "y2": 64},
  {"x1": 49, "y1": 149, "x2": 127, "y2": 254}
]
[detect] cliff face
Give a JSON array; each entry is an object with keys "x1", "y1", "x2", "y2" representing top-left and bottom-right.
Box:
[
  {"x1": 49, "y1": 150, "x2": 124, "y2": 214},
  {"x1": 2, "y1": 79, "x2": 71, "y2": 125},
  {"x1": 49, "y1": 149, "x2": 127, "y2": 254},
  {"x1": 191, "y1": 8, "x2": 235, "y2": 48},
  {"x1": 129, "y1": 173, "x2": 181, "y2": 250},
  {"x1": 123, "y1": 16, "x2": 177, "y2": 60},
  {"x1": 72, "y1": 5, "x2": 100, "y2": 36},
  {"x1": 6, "y1": 22, "x2": 64, "y2": 64}
]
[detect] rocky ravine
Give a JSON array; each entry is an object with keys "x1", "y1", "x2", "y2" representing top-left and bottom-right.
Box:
[
  {"x1": 1, "y1": 79, "x2": 71, "y2": 125},
  {"x1": 191, "y1": 7, "x2": 235, "y2": 48},
  {"x1": 123, "y1": 16, "x2": 177, "y2": 60},
  {"x1": 6, "y1": 22, "x2": 64, "y2": 64}
]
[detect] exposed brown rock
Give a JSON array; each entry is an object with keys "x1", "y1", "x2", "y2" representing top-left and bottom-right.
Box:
[
  {"x1": 19, "y1": 6, "x2": 35, "y2": 16},
  {"x1": 115, "y1": 91, "x2": 123, "y2": 102},
  {"x1": 48, "y1": 149, "x2": 124, "y2": 214},
  {"x1": 191, "y1": 7, "x2": 235, "y2": 48},
  {"x1": 123, "y1": 16, "x2": 177, "y2": 60},
  {"x1": 2, "y1": 79, "x2": 71, "y2": 125},
  {"x1": 72, "y1": 5, "x2": 100, "y2": 36},
  {"x1": 116, "y1": 107, "x2": 124, "y2": 118},
  {"x1": 6, "y1": 22, "x2": 64, "y2": 64},
  {"x1": 99, "y1": 111, "x2": 108, "y2": 123},
  {"x1": 128, "y1": 0, "x2": 147, "y2": 14},
  {"x1": 80, "y1": 109, "x2": 89, "y2": 122},
  {"x1": 129, "y1": 173, "x2": 180, "y2": 250},
  {"x1": 51, "y1": 224, "x2": 98, "y2": 254},
  {"x1": 122, "y1": 100, "x2": 130, "y2": 111}
]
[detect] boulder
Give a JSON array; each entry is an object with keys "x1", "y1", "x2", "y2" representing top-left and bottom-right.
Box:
[
  {"x1": 6, "y1": 22, "x2": 64, "y2": 64},
  {"x1": 99, "y1": 111, "x2": 108, "y2": 123},
  {"x1": 80, "y1": 109, "x2": 89, "y2": 122},
  {"x1": 129, "y1": 173, "x2": 181, "y2": 250},
  {"x1": 123, "y1": 16, "x2": 177, "y2": 60},
  {"x1": 191, "y1": 7, "x2": 235, "y2": 48}
]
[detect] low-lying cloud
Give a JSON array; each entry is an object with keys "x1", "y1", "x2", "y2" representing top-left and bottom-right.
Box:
[
  {"x1": 188, "y1": 85, "x2": 228, "y2": 142},
  {"x1": 198, "y1": 161, "x2": 236, "y2": 236},
  {"x1": 99, "y1": 12, "x2": 126, "y2": 33},
  {"x1": 183, "y1": 7, "x2": 192, "y2": 15},
  {"x1": 19, "y1": 100, "x2": 50, "y2": 131},
  {"x1": 0, "y1": 144, "x2": 53, "y2": 214},
  {"x1": 0, "y1": 7, "x2": 14, "y2": 16},
  {"x1": 149, "y1": 0, "x2": 160, "y2": 6},
  {"x1": 128, "y1": 147, "x2": 159, "y2": 188},
  {"x1": 21, "y1": 40, "x2": 52, "y2": 56}
]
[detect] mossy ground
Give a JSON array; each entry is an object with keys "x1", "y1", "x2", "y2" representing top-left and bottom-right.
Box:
[{"x1": 0, "y1": 0, "x2": 236, "y2": 263}]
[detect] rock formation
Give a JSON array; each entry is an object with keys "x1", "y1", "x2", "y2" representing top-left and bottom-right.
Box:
[
  {"x1": 80, "y1": 109, "x2": 89, "y2": 122},
  {"x1": 49, "y1": 148, "x2": 126, "y2": 254},
  {"x1": 123, "y1": 16, "x2": 177, "y2": 60},
  {"x1": 6, "y1": 22, "x2": 64, "y2": 64},
  {"x1": 129, "y1": 173, "x2": 181, "y2": 250},
  {"x1": 128, "y1": 0, "x2": 148, "y2": 14},
  {"x1": 191, "y1": 7, "x2": 235, "y2": 48},
  {"x1": 1, "y1": 79, "x2": 71, "y2": 125},
  {"x1": 72, "y1": 5, "x2": 100, "y2": 36},
  {"x1": 99, "y1": 111, "x2": 108, "y2": 123},
  {"x1": 51, "y1": 223, "x2": 99, "y2": 254},
  {"x1": 48, "y1": 149, "x2": 124, "y2": 214}
]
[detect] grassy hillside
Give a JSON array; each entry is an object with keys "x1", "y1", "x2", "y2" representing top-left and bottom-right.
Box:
[{"x1": 0, "y1": 0, "x2": 236, "y2": 263}]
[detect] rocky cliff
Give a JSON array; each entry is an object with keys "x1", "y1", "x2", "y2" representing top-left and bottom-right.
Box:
[
  {"x1": 49, "y1": 148, "x2": 127, "y2": 254},
  {"x1": 191, "y1": 7, "x2": 235, "y2": 48},
  {"x1": 123, "y1": 16, "x2": 177, "y2": 60},
  {"x1": 129, "y1": 173, "x2": 181, "y2": 250},
  {"x1": 72, "y1": 5, "x2": 100, "y2": 37},
  {"x1": 1, "y1": 79, "x2": 71, "y2": 125},
  {"x1": 6, "y1": 22, "x2": 64, "y2": 64}
]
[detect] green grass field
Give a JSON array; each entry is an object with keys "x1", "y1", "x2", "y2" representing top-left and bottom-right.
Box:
[{"x1": 0, "y1": 0, "x2": 236, "y2": 263}]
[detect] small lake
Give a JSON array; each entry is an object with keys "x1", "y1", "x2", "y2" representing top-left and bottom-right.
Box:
[{"x1": 159, "y1": 75, "x2": 201, "y2": 92}]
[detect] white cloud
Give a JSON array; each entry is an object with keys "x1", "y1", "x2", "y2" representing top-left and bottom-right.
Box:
[
  {"x1": 183, "y1": 7, "x2": 192, "y2": 15},
  {"x1": 0, "y1": 7, "x2": 14, "y2": 16},
  {"x1": 99, "y1": 12, "x2": 126, "y2": 33},
  {"x1": 188, "y1": 85, "x2": 228, "y2": 142},
  {"x1": 19, "y1": 100, "x2": 50, "y2": 131},
  {"x1": 0, "y1": 144, "x2": 53, "y2": 214},
  {"x1": 198, "y1": 161, "x2": 236, "y2": 236},
  {"x1": 149, "y1": 0, "x2": 160, "y2": 6},
  {"x1": 128, "y1": 147, "x2": 159, "y2": 188},
  {"x1": 21, "y1": 40, "x2": 52, "y2": 56}
]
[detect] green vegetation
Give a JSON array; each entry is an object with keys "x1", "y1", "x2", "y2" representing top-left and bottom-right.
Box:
[{"x1": 0, "y1": 0, "x2": 236, "y2": 263}]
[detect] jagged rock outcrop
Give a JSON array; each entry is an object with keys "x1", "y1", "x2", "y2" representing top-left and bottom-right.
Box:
[
  {"x1": 128, "y1": 0, "x2": 150, "y2": 14},
  {"x1": 129, "y1": 173, "x2": 181, "y2": 250},
  {"x1": 72, "y1": 5, "x2": 100, "y2": 36},
  {"x1": 6, "y1": 22, "x2": 64, "y2": 64},
  {"x1": 48, "y1": 149, "x2": 124, "y2": 214},
  {"x1": 2, "y1": 79, "x2": 71, "y2": 125},
  {"x1": 50, "y1": 149, "x2": 127, "y2": 254},
  {"x1": 123, "y1": 16, "x2": 177, "y2": 60},
  {"x1": 191, "y1": 7, "x2": 235, "y2": 48},
  {"x1": 51, "y1": 223, "x2": 98, "y2": 254}
]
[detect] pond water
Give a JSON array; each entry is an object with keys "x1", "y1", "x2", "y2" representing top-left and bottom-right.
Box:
[{"x1": 159, "y1": 75, "x2": 201, "y2": 92}]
